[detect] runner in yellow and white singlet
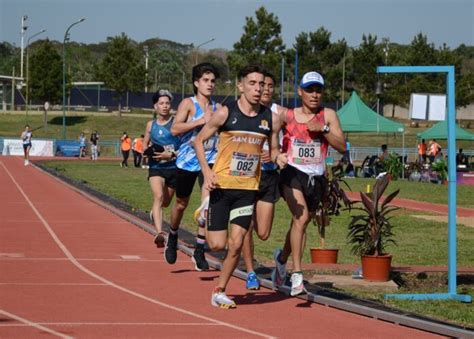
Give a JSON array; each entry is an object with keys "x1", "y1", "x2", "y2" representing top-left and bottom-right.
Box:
[{"x1": 194, "y1": 64, "x2": 283, "y2": 309}]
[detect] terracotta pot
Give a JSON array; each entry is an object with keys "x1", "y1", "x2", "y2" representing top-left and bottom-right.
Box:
[
  {"x1": 310, "y1": 248, "x2": 338, "y2": 264},
  {"x1": 361, "y1": 254, "x2": 392, "y2": 282}
]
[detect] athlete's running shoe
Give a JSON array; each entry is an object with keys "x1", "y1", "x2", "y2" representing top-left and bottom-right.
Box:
[
  {"x1": 246, "y1": 272, "x2": 260, "y2": 290},
  {"x1": 211, "y1": 290, "x2": 236, "y2": 309},
  {"x1": 193, "y1": 196, "x2": 209, "y2": 227},
  {"x1": 164, "y1": 232, "x2": 178, "y2": 264},
  {"x1": 271, "y1": 248, "x2": 287, "y2": 289},
  {"x1": 192, "y1": 246, "x2": 209, "y2": 271},
  {"x1": 290, "y1": 272, "x2": 307, "y2": 296}
]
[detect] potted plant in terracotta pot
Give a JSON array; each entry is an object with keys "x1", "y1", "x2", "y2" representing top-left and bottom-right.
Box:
[
  {"x1": 310, "y1": 174, "x2": 352, "y2": 264},
  {"x1": 346, "y1": 175, "x2": 399, "y2": 281}
]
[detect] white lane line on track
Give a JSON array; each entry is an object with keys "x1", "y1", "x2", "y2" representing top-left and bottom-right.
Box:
[
  {"x1": 0, "y1": 322, "x2": 220, "y2": 327},
  {"x1": 0, "y1": 309, "x2": 73, "y2": 339},
  {"x1": 0, "y1": 257, "x2": 189, "y2": 263},
  {"x1": 2, "y1": 219, "x2": 131, "y2": 224},
  {"x1": 1, "y1": 162, "x2": 275, "y2": 339},
  {"x1": 0, "y1": 283, "x2": 107, "y2": 286}
]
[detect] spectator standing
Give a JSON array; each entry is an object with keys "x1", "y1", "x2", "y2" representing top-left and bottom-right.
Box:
[
  {"x1": 90, "y1": 131, "x2": 99, "y2": 160},
  {"x1": 79, "y1": 132, "x2": 86, "y2": 158},
  {"x1": 132, "y1": 134, "x2": 144, "y2": 168},
  {"x1": 428, "y1": 139, "x2": 440, "y2": 163},
  {"x1": 456, "y1": 148, "x2": 468, "y2": 167},
  {"x1": 417, "y1": 139, "x2": 427, "y2": 163},
  {"x1": 120, "y1": 132, "x2": 132, "y2": 168},
  {"x1": 379, "y1": 144, "x2": 389, "y2": 161}
]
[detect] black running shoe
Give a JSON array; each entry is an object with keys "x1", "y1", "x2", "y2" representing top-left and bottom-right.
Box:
[
  {"x1": 192, "y1": 246, "x2": 209, "y2": 271},
  {"x1": 164, "y1": 232, "x2": 178, "y2": 264}
]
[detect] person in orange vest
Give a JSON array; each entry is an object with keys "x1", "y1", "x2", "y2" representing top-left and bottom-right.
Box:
[
  {"x1": 417, "y1": 139, "x2": 427, "y2": 163},
  {"x1": 120, "y1": 132, "x2": 132, "y2": 168},
  {"x1": 132, "y1": 134, "x2": 144, "y2": 168},
  {"x1": 428, "y1": 139, "x2": 440, "y2": 163}
]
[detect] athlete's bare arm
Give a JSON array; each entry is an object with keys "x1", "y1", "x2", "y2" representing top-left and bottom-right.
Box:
[
  {"x1": 270, "y1": 111, "x2": 288, "y2": 169},
  {"x1": 194, "y1": 106, "x2": 229, "y2": 191},
  {"x1": 274, "y1": 104, "x2": 288, "y2": 117},
  {"x1": 323, "y1": 108, "x2": 346, "y2": 153},
  {"x1": 170, "y1": 98, "x2": 205, "y2": 136},
  {"x1": 143, "y1": 120, "x2": 153, "y2": 147}
]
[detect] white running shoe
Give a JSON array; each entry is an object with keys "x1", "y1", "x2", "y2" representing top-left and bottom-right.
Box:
[
  {"x1": 193, "y1": 196, "x2": 209, "y2": 227},
  {"x1": 211, "y1": 291, "x2": 236, "y2": 309},
  {"x1": 290, "y1": 272, "x2": 306, "y2": 296},
  {"x1": 271, "y1": 248, "x2": 287, "y2": 290}
]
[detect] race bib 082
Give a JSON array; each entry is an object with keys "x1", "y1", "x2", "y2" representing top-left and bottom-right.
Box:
[{"x1": 229, "y1": 152, "x2": 259, "y2": 177}]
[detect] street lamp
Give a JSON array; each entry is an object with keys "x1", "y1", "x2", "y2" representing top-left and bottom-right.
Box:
[
  {"x1": 144, "y1": 46, "x2": 149, "y2": 92},
  {"x1": 194, "y1": 38, "x2": 215, "y2": 65},
  {"x1": 26, "y1": 29, "x2": 46, "y2": 117},
  {"x1": 62, "y1": 17, "x2": 85, "y2": 140},
  {"x1": 20, "y1": 15, "x2": 28, "y2": 83}
]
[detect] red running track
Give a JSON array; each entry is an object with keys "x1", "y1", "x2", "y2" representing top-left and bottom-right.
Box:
[{"x1": 0, "y1": 156, "x2": 442, "y2": 338}]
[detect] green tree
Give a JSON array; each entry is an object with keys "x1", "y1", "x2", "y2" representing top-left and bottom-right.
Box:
[
  {"x1": 0, "y1": 42, "x2": 18, "y2": 75},
  {"x1": 379, "y1": 42, "x2": 410, "y2": 116},
  {"x1": 29, "y1": 39, "x2": 62, "y2": 104},
  {"x1": 352, "y1": 34, "x2": 384, "y2": 105},
  {"x1": 228, "y1": 6, "x2": 285, "y2": 77},
  {"x1": 97, "y1": 33, "x2": 145, "y2": 113}
]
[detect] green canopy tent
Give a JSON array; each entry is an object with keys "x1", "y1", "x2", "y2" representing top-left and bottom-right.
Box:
[
  {"x1": 337, "y1": 91, "x2": 405, "y2": 133},
  {"x1": 417, "y1": 120, "x2": 474, "y2": 141},
  {"x1": 337, "y1": 92, "x2": 406, "y2": 176}
]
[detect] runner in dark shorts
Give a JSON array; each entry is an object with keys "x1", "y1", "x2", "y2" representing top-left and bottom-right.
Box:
[
  {"x1": 144, "y1": 89, "x2": 180, "y2": 248},
  {"x1": 241, "y1": 71, "x2": 287, "y2": 290},
  {"x1": 271, "y1": 71, "x2": 346, "y2": 297}
]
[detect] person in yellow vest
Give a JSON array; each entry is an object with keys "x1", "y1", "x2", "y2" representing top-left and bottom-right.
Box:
[
  {"x1": 132, "y1": 134, "x2": 144, "y2": 168},
  {"x1": 194, "y1": 64, "x2": 283, "y2": 309},
  {"x1": 120, "y1": 132, "x2": 132, "y2": 168}
]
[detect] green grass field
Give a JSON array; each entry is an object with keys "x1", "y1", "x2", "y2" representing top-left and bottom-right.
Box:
[{"x1": 40, "y1": 159, "x2": 474, "y2": 327}]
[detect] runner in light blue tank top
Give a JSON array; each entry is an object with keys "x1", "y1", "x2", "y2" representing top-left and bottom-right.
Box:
[
  {"x1": 167, "y1": 62, "x2": 221, "y2": 272},
  {"x1": 176, "y1": 96, "x2": 219, "y2": 171},
  {"x1": 149, "y1": 118, "x2": 180, "y2": 170}
]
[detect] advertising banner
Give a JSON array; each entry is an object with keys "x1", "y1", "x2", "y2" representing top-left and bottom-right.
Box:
[{"x1": 2, "y1": 139, "x2": 54, "y2": 157}]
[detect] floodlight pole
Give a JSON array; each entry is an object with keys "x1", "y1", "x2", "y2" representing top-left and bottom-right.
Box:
[
  {"x1": 20, "y1": 15, "x2": 28, "y2": 82},
  {"x1": 194, "y1": 38, "x2": 215, "y2": 65},
  {"x1": 378, "y1": 65, "x2": 470, "y2": 303},
  {"x1": 62, "y1": 18, "x2": 85, "y2": 140}
]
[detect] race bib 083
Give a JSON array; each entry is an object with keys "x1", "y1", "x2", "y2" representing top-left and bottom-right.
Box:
[{"x1": 291, "y1": 139, "x2": 321, "y2": 165}]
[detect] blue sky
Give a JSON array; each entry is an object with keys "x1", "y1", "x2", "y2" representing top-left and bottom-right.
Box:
[{"x1": 1, "y1": 0, "x2": 473, "y2": 50}]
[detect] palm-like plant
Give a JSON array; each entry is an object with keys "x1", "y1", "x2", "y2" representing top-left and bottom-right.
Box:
[
  {"x1": 382, "y1": 153, "x2": 403, "y2": 180},
  {"x1": 314, "y1": 174, "x2": 352, "y2": 248},
  {"x1": 431, "y1": 159, "x2": 448, "y2": 182},
  {"x1": 347, "y1": 175, "x2": 400, "y2": 256}
]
